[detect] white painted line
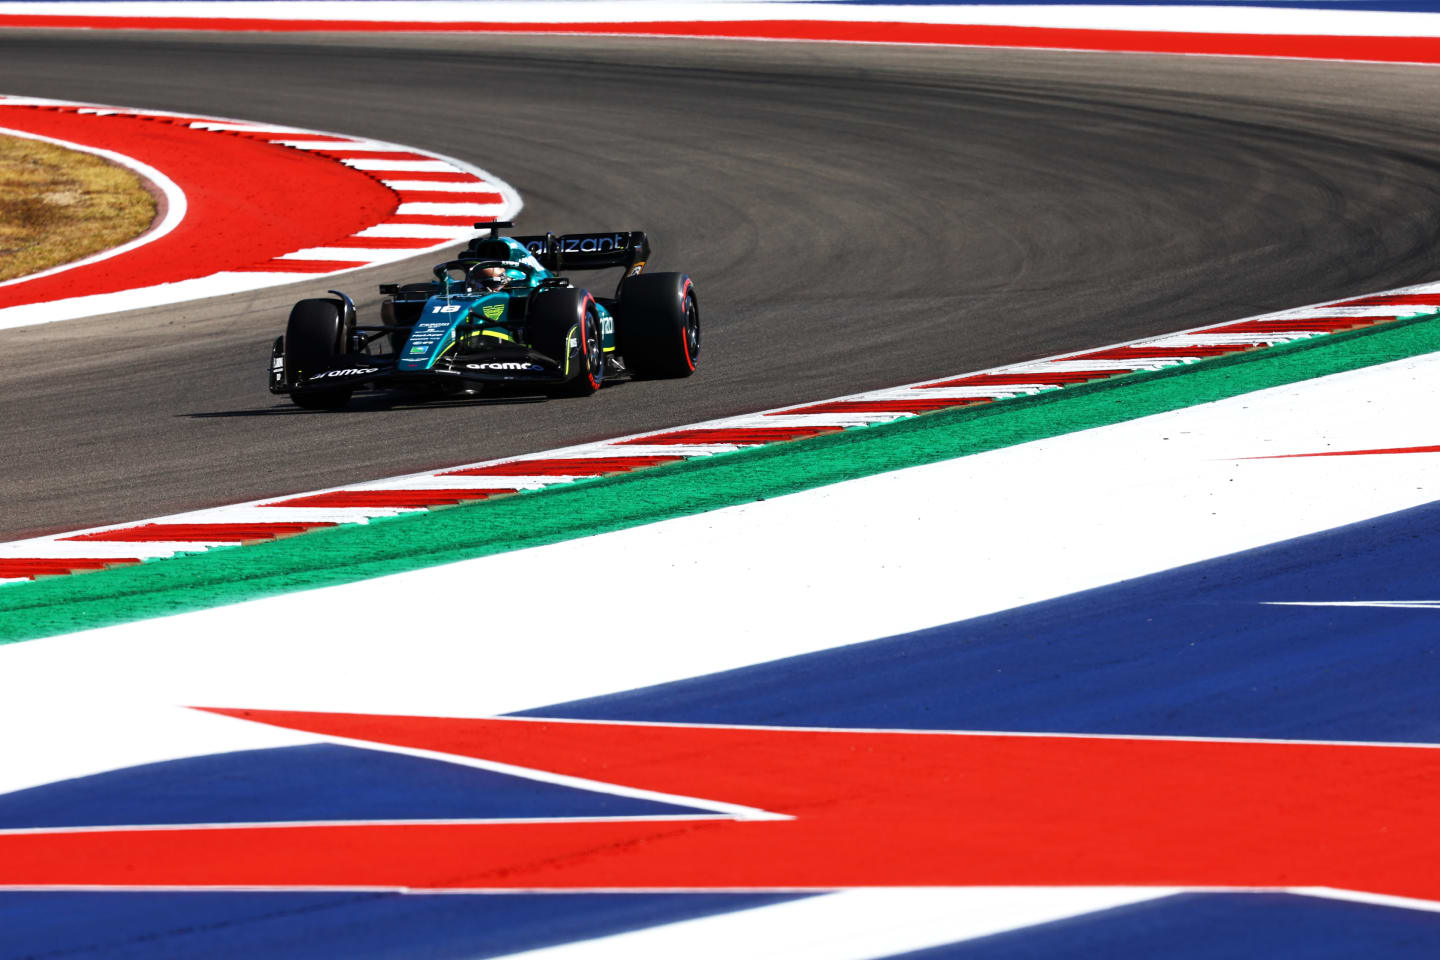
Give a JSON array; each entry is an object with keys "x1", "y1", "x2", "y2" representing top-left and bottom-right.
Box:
[
  {"x1": 353, "y1": 223, "x2": 479, "y2": 239},
  {"x1": 481, "y1": 886, "x2": 1181, "y2": 960},
  {"x1": 186, "y1": 121, "x2": 310, "y2": 133},
  {"x1": 275, "y1": 140, "x2": 416, "y2": 151},
  {"x1": 380, "y1": 179, "x2": 494, "y2": 192},
  {"x1": 279, "y1": 247, "x2": 421, "y2": 262},
  {"x1": 395, "y1": 201, "x2": 507, "y2": 216},
  {"x1": 341, "y1": 158, "x2": 461, "y2": 172}
]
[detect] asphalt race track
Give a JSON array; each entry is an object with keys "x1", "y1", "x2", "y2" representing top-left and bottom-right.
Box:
[{"x1": 2, "y1": 31, "x2": 1440, "y2": 541}]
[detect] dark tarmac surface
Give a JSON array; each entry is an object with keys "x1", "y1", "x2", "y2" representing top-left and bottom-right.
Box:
[{"x1": 2, "y1": 32, "x2": 1439, "y2": 539}]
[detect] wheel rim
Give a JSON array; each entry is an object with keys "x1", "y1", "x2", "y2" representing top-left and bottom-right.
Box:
[
  {"x1": 586, "y1": 312, "x2": 603, "y2": 381},
  {"x1": 684, "y1": 294, "x2": 700, "y2": 361}
]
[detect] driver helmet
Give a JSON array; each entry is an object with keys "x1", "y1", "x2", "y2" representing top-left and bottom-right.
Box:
[{"x1": 475, "y1": 265, "x2": 509, "y2": 292}]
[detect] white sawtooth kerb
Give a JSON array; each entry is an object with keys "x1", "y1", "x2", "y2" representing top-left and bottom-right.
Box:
[
  {"x1": 4, "y1": 281, "x2": 1440, "y2": 574},
  {"x1": 0, "y1": 93, "x2": 523, "y2": 332}
]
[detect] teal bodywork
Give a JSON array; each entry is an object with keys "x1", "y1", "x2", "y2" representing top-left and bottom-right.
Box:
[{"x1": 396, "y1": 237, "x2": 615, "y2": 372}]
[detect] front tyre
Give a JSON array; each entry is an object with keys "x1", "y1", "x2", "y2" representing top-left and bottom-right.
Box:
[
  {"x1": 618, "y1": 273, "x2": 699, "y2": 379},
  {"x1": 528, "y1": 287, "x2": 604, "y2": 398},
  {"x1": 285, "y1": 298, "x2": 353, "y2": 410}
]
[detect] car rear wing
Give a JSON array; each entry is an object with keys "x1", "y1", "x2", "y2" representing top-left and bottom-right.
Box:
[{"x1": 495, "y1": 228, "x2": 651, "y2": 273}]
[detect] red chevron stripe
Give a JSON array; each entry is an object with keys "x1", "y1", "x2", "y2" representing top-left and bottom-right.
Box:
[
  {"x1": 263, "y1": 489, "x2": 519, "y2": 508},
  {"x1": 1203, "y1": 317, "x2": 1386, "y2": 334},
  {"x1": 618, "y1": 426, "x2": 845, "y2": 446},
  {"x1": 920, "y1": 369, "x2": 1130, "y2": 389},
  {"x1": 1069, "y1": 344, "x2": 1256, "y2": 361},
  {"x1": 779, "y1": 397, "x2": 993, "y2": 415},
  {"x1": 393, "y1": 190, "x2": 504, "y2": 204},
  {"x1": 234, "y1": 259, "x2": 372, "y2": 273},
  {"x1": 1333, "y1": 293, "x2": 1440, "y2": 307},
  {"x1": 443, "y1": 456, "x2": 687, "y2": 477},
  {"x1": 383, "y1": 215, "x2": 491, "y2": 226},
  {"x1": 375, "y1": 171, "x2": 488, "y2": 183},
  {"x1": 0, "y1": 558, "x2": 141, "y2": 579},
  {"x1": 321, "y1": 236, "x2": 440, "y2": 249},
  {"x1": 62, "y1": 523, "x2": 334, "y2": 542},
  {"x1": 316, "y1": 150, "x2": 436, "y2": 161},
  {"x1": 1241, "y1": 444, "x2": 1440, "y2": 460}
]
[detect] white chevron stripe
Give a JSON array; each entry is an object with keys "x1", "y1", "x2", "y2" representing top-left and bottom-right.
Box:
[
  {"x1": 342, "y1": 158, "x2": 460, "y2": 172},
  {"x1": 395, "y1": 201, "x2": 506, "y2": 215},
  {"x1": 380, "y1": 179, "x2": 493, "y2": 192}
]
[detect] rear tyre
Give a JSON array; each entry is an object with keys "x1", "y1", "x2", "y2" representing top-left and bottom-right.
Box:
[
  {"x1": 618, "y1": 273, "x2": 699, "y2": 379},
  {"x1": 285, "y1": 298, "x2": 353, "y2": 410},
  {"x1": 527, "y1": 287, "x2": 603, "y2": 397}
]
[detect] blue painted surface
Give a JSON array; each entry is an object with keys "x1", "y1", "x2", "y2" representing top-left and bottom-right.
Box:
[
  {"x1": 0, "y1": 743, "x2": 704, "y2": 829},
  {"x1": 9, "y1": 500, "x2": 1440, "y2": 955},
  {"x1": 520, "y1": 498, "x2": 1440, "y2": 745},
  {"x1": 883, "y1": 894, "x2": 1440, "y2": 959},
  {"x1": 0, "y1": 891, "x2": 804, "y2": 960}
]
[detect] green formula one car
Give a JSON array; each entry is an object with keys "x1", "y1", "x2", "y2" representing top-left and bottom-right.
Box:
[{"x1": 267, "y1": 223, "x2": 699, "y2": 409}]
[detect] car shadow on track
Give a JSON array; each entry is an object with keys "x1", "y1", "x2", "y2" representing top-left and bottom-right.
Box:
[
  {"x1": 182, "y1": 394, "x2": 562, "y2": 418},
  {"x1": 183, "y1": 379, "x2": 629, "y2": 418}
]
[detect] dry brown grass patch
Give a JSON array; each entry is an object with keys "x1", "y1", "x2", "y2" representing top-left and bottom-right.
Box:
[{"x1": 0, "y1": 134, "x2": 157, "y2": 282}]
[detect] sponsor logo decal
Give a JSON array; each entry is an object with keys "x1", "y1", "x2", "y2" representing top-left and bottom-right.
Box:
[
  {"x1": 308, "y1": 367, "x2": 378, "y2": 380},
  {"x1": 482, "y1": 304, "x2": 505, "y2": 321},
  {"x1": 465, "y1": 362, "x2": 543, "y2": 371},
  {"x1": 409, "y1": 346, "x2": 428, "y2": 355},
  {"x1": 523, "y1": 234, "x2": 629, "y2": 256}
]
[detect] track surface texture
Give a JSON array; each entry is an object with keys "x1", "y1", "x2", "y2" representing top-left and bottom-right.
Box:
[{"x1": 2, "y1": 31, "x2": 1440, "y2": 541}]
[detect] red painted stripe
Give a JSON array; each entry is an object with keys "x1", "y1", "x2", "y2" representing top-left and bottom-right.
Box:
[
  {"x1": 393, "y1": 190, "x2": 504, "y2": 204},
  {"x1": 919, "y1": 370, "x2": 1130, "y2": 389},
  {"x1": 778, "y1": 397, "x2": 993, "y2": 415},
  {"x1": 1333, "y1": 293, "x2": 1440, "y2": 308},
  {"x1": 442, "y1": 456, "x2": 687, "y2": 477},
  {"x1": 263, "y1": 489, "x2": 519, "y2": 508},
  {"x1": 373, "y1": 171, "x2": 487, "y2": 183},
  {"x1": 0, "y1": 558, "x2": 142, "y2": 579},
  {"x1": 233, "y1": 259, "x2": 373, "y2": 273},
  {"x1": 0, "y1": 110, "x2": 397, "y2": 308},
  {"x1": 384, "y1": 215, "x2": 492, "y2": 226},
  {"x1": 1068, "y1": 344, "x2": 1256, "y2": 361},
  {"x1": 25, "y1": 710, "x2": 1439, "y2": 899},
  {"x1": 322, "y1": 236, "x2": 440, "y2": 249},
  {"x1": 617, "y1": 426, "x2": 845, "y2": 446},
  {"x1": 1, "y1": 19, "x2": 1439, "y2": 66},
  {"x1": 255, "y1": 134, "x2": 358, "y2": 143},
  {"x1": 1241, "y1": 444, "x2": 1440, "y2": 460},
  {"x1": 62, "y1": 523, "x2": 334, "y2": 543},
  {"x1": 314, "y1": 150, "x2": 437, "y2": 162},
  {"x1": 1203, "y1": 317, "x2": 1388, "y2": 334}
]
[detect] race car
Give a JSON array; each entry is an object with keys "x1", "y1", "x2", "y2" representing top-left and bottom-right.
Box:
[{"x1": 267, "y1": 223, "x2": 699, "y2": 409}]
